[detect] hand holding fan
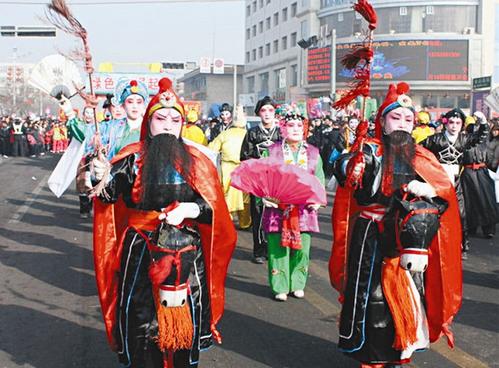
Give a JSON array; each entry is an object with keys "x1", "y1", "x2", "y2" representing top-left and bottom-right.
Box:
[
  {"x1": 230, "y1": 158, "x2": 327, "y2": 206},
  {"x1": 29, "y1": 54, "x2": 84, "y2": 97}
]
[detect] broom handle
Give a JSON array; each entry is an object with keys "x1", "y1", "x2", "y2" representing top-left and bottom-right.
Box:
[
  {"x1": 360, "y1": 29, "x2": 374, "y2": 121},
  {"x1": 87, "y1": 72, "x2": 99, "y2": 136}
]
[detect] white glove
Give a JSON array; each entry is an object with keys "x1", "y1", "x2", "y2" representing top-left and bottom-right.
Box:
[
  {"x1": 158, "y1": 202, "x2": 201, "y2": 226},
  {"x1": 262, "y1": 198, "x2": 279, "y2": 208},
  {"x1": 307, "y1": 204, "x2": 321, "y2": 211},
  {"x1": 400, "y1": 249, "x2": 429, "y2": 272},
  {"x1": 92, "y1": 158, "x2": 110, "y2": 181},
  {"x1": 473, "y1": 111, "x2": 487, "y2": 125},
  {"x1": 406, "y1": 180, "x2": 436, "y2": 199},
  {"x1": 58, "y1": 96, "x2": 75, "y2": 120}
]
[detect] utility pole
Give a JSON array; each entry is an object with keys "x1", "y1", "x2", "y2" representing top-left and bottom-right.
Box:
[
  {"x1": 12, "y1": 47, "x2": 17, "y2": 109},
  {"x1": 330, "y1": 29, "x2": 336, "y2": 103},
  {"x1": 233, "y1": 64, "x2": 237, "y2": 108}
]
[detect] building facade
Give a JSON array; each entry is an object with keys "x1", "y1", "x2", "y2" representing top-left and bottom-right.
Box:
[
  {"x1": 242, "y1": 0, "x2": 320, "y2": 112},
  {"x1": 179, "y1": 66, "x2": 243, "y2": 117},
  {"x1": 312, "y1": 0, "x2": 495, "y2": 115}
]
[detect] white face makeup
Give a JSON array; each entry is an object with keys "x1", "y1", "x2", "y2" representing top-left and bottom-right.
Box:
[
  {"x1": 383, "y1": 107, "x2": 415, "y2": 135},
  {"x1": 446, "y1": 117, "x2": 463, "y2": 136},
  {"x1": 258, "y1": 105, "x2": 276, "y2": 126},
  {"x1": 282, "y1": 119, "x2": 304, "y2": 143},
  {"x1": 220, "y1": 111, "x2": 232, "y2": 124},
  {"x1": 123, "y1": 95, "x2": 146, "y2": 121},
  {"x1": 149, "y1": 108, "x2": 183, "y2": 138},
  {"x1": 110, "y1": 104, "x2": 126, "y2": 120}
]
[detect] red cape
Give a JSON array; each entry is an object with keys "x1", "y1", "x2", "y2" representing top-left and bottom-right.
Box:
[
  {"x1": 93, "y1": 142, "x2": 237, "y2": 349},
  {"x1": 329, "y1": 141, "x2": 462, "y2": 347}
]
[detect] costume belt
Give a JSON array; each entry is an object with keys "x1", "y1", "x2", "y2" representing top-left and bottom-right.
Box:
[
  {"x1": 464, "y1": 163, "x2": 486, "y2": 170},
  {"x1": 128, "y1": 209, "x2": 162, "y2": 231},
  {"x1": 359, "y1": 204, "x2": 387, "y2": 223}
]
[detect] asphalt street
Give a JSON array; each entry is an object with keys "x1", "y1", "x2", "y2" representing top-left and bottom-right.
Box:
[{"x1": 0, "y1": 154, "x2": 497, "y2": 368}]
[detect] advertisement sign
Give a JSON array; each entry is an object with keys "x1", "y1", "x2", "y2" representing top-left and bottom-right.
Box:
[
  {"x1": 89, "y1": 72, "x2": 175, "y2": 96},
  {"x1": 471, "y1": 91, "x2": 491, "y2": 118},
  {"x1": 337, "y1": 40, "x2": 469, "y2": 82},
  {"x1": 183, "y1": 100, "x2": 202, "y2": 115},
  {"x1": 199, "y1": 57, "x2": 211, "y2": 74},
  {"x1": 307, "y1": 46, "x2": 332, "y2": 84},
  {"x1": 213, "y1": 58, "x2": 225, "y2": 74}
]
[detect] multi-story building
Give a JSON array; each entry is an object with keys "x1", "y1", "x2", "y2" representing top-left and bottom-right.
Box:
[
  {"x1": 179, "y1": 65, "x2": 243, "y2": 117},
  {"x1": 242, "y1": 0, "x2": 320, "y2": 112},
  {"x1": 311, "y1": 0, "x2": 496, "y2": 115}
]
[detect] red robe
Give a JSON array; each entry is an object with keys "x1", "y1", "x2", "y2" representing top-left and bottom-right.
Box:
[
  {"x1": 329, "y1": 141, "x2": 462, "y2": 347},
  {"x1": 93, "y1": 141, "x2": 237, "y2": 350}
]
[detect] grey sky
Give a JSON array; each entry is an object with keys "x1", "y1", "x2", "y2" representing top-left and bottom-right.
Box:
[{"x1": 0, "y1": 0, "x2": 245, "y2": 67}]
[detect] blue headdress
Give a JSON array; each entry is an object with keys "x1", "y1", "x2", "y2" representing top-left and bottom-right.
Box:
[{"x1": 112, "y1": 78, "x2": 149, "y2": 105}]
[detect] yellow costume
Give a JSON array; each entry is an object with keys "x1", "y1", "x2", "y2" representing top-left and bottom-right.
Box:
[
  {"x1": 412, "y1": 111, "x2": 434, "y2": 144},
  {"x1": 182, "y1": 124, "x2": 208, "y2": 146},
  {"x1": 208, "y1": 106, "x2": 251, "y2": 228}
]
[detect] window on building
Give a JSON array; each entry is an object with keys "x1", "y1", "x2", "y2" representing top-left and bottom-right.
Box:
[
  {"x1": 273, "y1": 39, "x2": 279, "y2": 53},
  {"x1": 282, "y1": 7, "x2": 288, "y2": 22},
  {"x1": 260, "y1": 72, "x2": 269, "y2": 94},
  {"x1": 246, "y1": 51, "x2": 250, "y2": 63},
  {"x1": 275, "y1": 68, "x2": 286, "y2": 89},
  {"x1": 422, "y1": 95, "x2": 438, "y2": 109},
  {"x1": 259, "y1": 21, "x2": 263, "y2": 33},
  {"x1": 282, "y1": 36, "x2": 288, "y2": 50},
  {"x1": 246, "y1": 28, "x2": 250, "y2": 40},
  {"x1": 458, "y1": 94, "x2": 470, "y2": 109},
  {"x1": 265, "y1": 43, "x2": 271, "y2": 56},
  {"x1": 301, "y1": 20, "x2": 308, "y2": 38},
  {"x1": 338, "y1": 12, "x2": 343, "y2": 22},
  {"x1": 274, "y1": 12, "x2": 279, "y2": 26},
  {"x1": 290, "y1": 64, "x2": 298, "y2": 86},
  {"x1": 266, "y1": 0, "x2": 270, "y2": 4},
  {"x1": 259, "y1": 0, "x2": 263, "y2": 8},
  {"x1": 252, "y1": 49, "x2": 256, "y2": 61},
  {"x1": 246, "y1": 5, "x2": 251, "y2": 16},
  {"x1": 252, "y1": 25, "x2": 256, "y2": 37},
  {"x1": 252, "y1": 1, "x2": 256, "y2": 12},
  {"x1": 247, "y1": 76, "x2": 255, "y2": 93},
  {"x1": 400, "y1": 6, "x2": 407, "y2": 16},
  {"x1": 258, "y1": 46, "x2": 263, "y2": 58},
  {"x1": 426, "y1": 5, "x2": 434, "y2": 15},
  {"x1": 266, "y1": 17, "x2": 271, "y2": 30},
  {"x1": 290, "y1": 32, "x2": 297, "y2": 47},
  {"x1": 291, "y1": 2, "x2": 297, "y2": 17},
  {"x1": 440, "y1": 95, "x2": 456, "y2": 109}
]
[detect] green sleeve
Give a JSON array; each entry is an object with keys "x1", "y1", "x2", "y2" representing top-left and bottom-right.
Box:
[
  {"x1": 66, "y1": 117, "x2": 86, "y2": 143},
  {"x1": 315, "y1": 155, "x2": 326, "y2": 186}
]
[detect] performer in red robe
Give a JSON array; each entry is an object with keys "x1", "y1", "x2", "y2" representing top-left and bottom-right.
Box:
[
  {"x1": 91, "y1": 78, "x2": 237, "y2": 367},
  {"x1": 330, "y1": 82, "x2": 462, "y2": 367}
]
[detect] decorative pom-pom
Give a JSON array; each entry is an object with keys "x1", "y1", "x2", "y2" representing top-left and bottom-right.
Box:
[
  {"x1": 396, "y1": 82, "x2": 410, "y2": 95},
  {"x1": 158, "y1": 77, "x2": 173, "y2": 93},
  {"x1": 130, "y1": 80, "x2": 138, "y2": 87}
]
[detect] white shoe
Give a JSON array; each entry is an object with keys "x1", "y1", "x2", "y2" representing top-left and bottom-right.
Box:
[
  {"x1": 293, "y1": 290, "x2": 305, "y2": 298},
  {"x1": 274, "y1": 293, "x2": 287, "y2": 301}
]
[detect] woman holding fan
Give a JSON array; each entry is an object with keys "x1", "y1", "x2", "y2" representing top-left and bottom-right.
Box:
[{"x1": 261, "y1": 105, "x2": 325, "y2": 301}]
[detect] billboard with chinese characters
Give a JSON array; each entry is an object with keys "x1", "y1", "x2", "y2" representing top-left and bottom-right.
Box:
[
  {"x1": 307, "y1": 46, "x2": 332, "y2": 84},
  {"x1": 88, "y1": 72, "x2": 176, "y2": 96},
  {"x1": 336, "y1": 40, "x2": 469, "y2": 82}
]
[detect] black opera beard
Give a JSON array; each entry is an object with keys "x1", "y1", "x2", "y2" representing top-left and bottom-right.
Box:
[
  {"x1": 382, "y1": 130, "x2": 416, "y2": 193},
  {"x1": 141, "y1": 133, "x2": 192, "y2": 205}
]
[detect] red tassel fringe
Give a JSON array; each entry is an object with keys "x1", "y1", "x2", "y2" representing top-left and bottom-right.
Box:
[{"x1": 353, "y1": 0, "x2": 378, "y2": 30}]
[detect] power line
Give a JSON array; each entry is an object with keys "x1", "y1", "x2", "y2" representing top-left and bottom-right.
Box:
[{"x1": 0, "y1": 0, "x2": 241, "y2": 4}]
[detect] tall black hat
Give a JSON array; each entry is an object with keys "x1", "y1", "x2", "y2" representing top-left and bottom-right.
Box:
[{"x1": 254, "y1": 96, "x2": 276, "y2": 115}]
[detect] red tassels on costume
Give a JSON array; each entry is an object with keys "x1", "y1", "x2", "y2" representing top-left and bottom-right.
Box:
[
  {"x1": 153, "y1": 290, "x2": 194, "y2": 352},
  {"x1": 381, "y1": 257, "x2": 418, "y2": 350},
  {"x1": 353, "y1": 0, "x2": 378, "y2": 30}
]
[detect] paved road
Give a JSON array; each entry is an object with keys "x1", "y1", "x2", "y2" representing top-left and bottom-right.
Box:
[{"x1": 0, "y1": 154, "x2": 497, "y2": 368}]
